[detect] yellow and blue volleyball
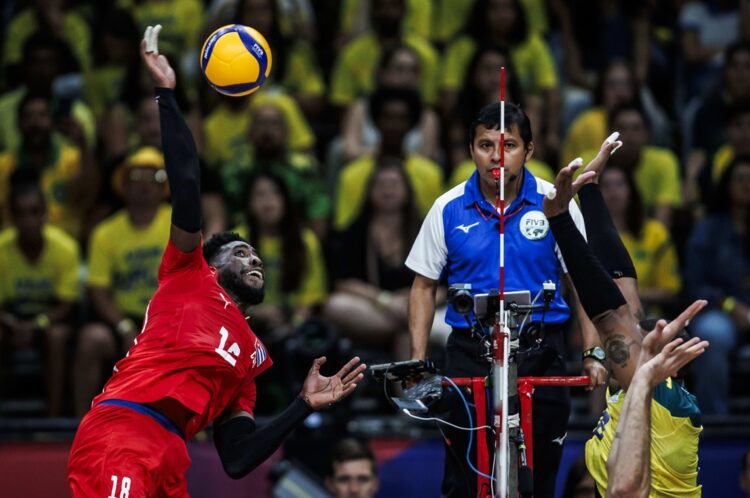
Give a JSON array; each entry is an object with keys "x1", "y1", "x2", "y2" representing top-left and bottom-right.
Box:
[{"x1": 200, "y1": 24, "x2": 272, "y2": 97}]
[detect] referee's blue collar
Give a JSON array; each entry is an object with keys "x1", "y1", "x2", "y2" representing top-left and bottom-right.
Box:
[{"x1": 464, "y1": 166, "x2": 538, "y2": 213}]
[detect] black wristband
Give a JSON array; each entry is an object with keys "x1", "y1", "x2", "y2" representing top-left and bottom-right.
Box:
[
  {"x1": 214, "y1": 396, "x2": 313, "y2": 479},
  {"x1": 578, "y1": 183, "x2": 636, "y2": 279},
  {"x1": 548, "y1": 211, "x2": 626, "y2": 319}
]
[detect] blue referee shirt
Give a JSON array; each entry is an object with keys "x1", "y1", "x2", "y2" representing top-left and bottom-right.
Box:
[{"x1": 406, "y1": 167, "x2": 588, "y2": 329}]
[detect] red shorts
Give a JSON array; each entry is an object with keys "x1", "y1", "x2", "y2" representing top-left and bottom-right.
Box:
[{"x1": 68, "y1": 403, "x2": 191, "y2": 498}]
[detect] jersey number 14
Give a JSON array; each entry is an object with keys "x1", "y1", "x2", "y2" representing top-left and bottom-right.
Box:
[{"x1": 216, "y1": 326, "x2": 241, "y2": 366}]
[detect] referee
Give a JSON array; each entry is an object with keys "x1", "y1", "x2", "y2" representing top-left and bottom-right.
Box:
[{"x1": 406, "y1": 102, "x2": 607, "y2": 498}]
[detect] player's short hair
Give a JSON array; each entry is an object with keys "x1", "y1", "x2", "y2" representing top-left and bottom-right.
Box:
[
  {"x1": 328, "y1": 438, "x2": 377, "y2": 476},
  {"x1": 202, "y1": 232, "x2": 247, "y2": 265},
  {"x1": 469, "y1": 102, "x2": 532, "y2": 150}
]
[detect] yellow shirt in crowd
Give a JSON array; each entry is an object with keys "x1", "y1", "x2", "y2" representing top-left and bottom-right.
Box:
[
  {"x1": 0, "y1": 224, "x2": 80, "y2": 317},
  {"x1": 586, "y1": 380, "x2": 702, "y2": 498},
  {"x1": 118, "y1": 0, "x2": 203, "y2": 57},
  {"x1": 561, "y1": 107, "x2": 607, "y2": 170},
  {"x1": 203, "y1": 89, "x2": 315, "y2": 167},
  {"x1": 440, "y1": 34, "x2": 558, "y2": 96},
  {"x1": 233, "y1": 225, "x2": 327, "y2": 310},
  {"x1": 330, "y1": 32, "x2": 440, "y2": 106},
  {"x1": 3, "y1": 7, "x2": 92, "y2": 72},
  {"x1": 620, "y1": 219, "x2": 681, "y2": 295},
  {"x1": 0, "y1": 137, "x2": 85, "y2": 238},
  {"x1": 87, "y1": 204, "x2": 171, "y2": 317},
  {"x1": 580, "y1": 146, "x2": 682, "y2": 211},
  {"x1": 334, "y1": 153, "x2": 443, "y2": 230}
]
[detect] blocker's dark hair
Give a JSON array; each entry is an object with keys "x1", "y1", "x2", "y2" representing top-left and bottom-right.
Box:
[
  {"x1": 202, "y1": 232, "x2": 247, "y2": 264},
  {"x1": 469, "y1": 102, "x2": 532, "y2": 150}
]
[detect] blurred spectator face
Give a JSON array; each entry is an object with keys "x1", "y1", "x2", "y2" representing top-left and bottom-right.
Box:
[
  {"x1": 602, "y1": 63, "x2": 635, "y2": 111},
  {"x1": 727, "y1": 49, "x2": 750, "y2": 100},
  {"x1": 379, "y1": 48, "x2": 420, "y2": 89},
  {"x1": 728, "y1": 111, "x2": 750, "y2": 155},
  {"x1": 24, "y1": 46, "x2": 59, "y2": 91},
  {"x1": 10, "y1": 190, "x2": 46, "y2": 239},
  {"x1": 486, "y1": 0, "x2": 517, "y2": 35},
  {"x1": 375, "y1": 100, "x2": 412, "y2": 151},
  {"x1": 329, "y1": 459, "x2": 379, "y2": 498},
  {"x1": 248, "y1": 176, "x2": 285, "y2": 227},
  {"x1": 249, "y1": 105, "x2": 288, "y2": 152},
  {"x1": 372, "y1": 0, "x2": 404, "y2": 38},
  {"x1": 600, "y1": 167, "x2": 629, "y2": 218},
  {"x1": 740, "y1": 450, "x2": 750, "y2": 496},
  {"x1": 135, "y1": 97, "x2": 161, "y2": 149},
  {"x1": 611, "y1": 110, "x2": 648, "y2": 163},
  {"x1": 729, "y1": 162, "x2": 750, "y2": 208},
  {"x1": 473, "y1": 50, "x2": 508, "y2": 99},
  {"x1": 240, "y1": 0, "x2": 274, "y2": 35},
  {"x1": 32, "y1": 0, "x2": 65, "y2": 11},
  {"x1": 19, "y1": 97, "x2": 53, "y2": 149},
  {"x1": 123, "y1": 167, "x2": 166, "y2": 208},
  {"x1": 370, "y1": 166, "x2": 408, "y2": 213},
  {"x1": 101, "y1": 32, "x2": 135, "y2": 66}
]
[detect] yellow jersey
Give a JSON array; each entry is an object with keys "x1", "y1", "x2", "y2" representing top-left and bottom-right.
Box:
[
  {"x1": 0, "y1": 224, "x2": 80, "y2": 317},
  {"x1": 334, "y1": 153, "x2": 444, "y2": 230},
  {"x1": 440, "y1": 34, "x2": 558, "y2": 96},
  {"x1": 561, "y1": 108, "x2": 607, "y2": 170},
  {"x1": 330, "y1": 32, "x2": 440, "y2": 106},
  {"x1": 620, "y1": 219, "x2": 681, "y2": 295},
  {"x1": 585, "y1": 379, "x2": 702, "y2": 497},
  {"x1": 232, "y1": 225, "x2": 327, "y2": 309},
  {"x1": 87, "y1": 205, "x2": 171, "y2": 317},
  {"x1": 0, "y1": 136, "x2": 85, "y2": 238},
  {"x1": 580, "y1": 146, "x2": 682, "y2": 211}
]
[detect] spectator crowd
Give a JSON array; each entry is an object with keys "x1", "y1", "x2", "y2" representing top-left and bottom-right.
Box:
[{"x1": 1, "y1": 0, "x2": 750, "y2": 425}]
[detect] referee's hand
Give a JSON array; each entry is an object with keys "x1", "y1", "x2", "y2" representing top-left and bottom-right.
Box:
[{"x1": 300, "y1": 356, "x2": 366, "y2": 410}]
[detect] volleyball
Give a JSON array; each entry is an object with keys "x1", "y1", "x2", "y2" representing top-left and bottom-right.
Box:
[{"x1": 200, "y1": 24, "x2": 272, "y2": 97}]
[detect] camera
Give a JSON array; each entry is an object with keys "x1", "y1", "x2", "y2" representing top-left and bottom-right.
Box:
[
  {"x1": 474, "y1": 290, "x2": 532, "y2": 321},
  {"x1": 447, "y1": 283, "x2": 473, "y2": 315}
]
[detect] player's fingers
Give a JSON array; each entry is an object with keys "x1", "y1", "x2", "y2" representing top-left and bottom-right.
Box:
[
  {"x1": 662, "y1": 337, "x2": 684, "y2": 355},
  {"x1": 674, "y1": 299, "x2": 707, "y2": 326},
  {"x1": 152, "y1": 24, "x2": 162, "y2": 54},
  {"x1": 310, "y1": 356, "x2": 326, "y2": 374},
  {"x1": 342, "y1": 364, "x2": 366, "y2": 384},
  {"x1": 572, "y1": 171, "x2": 596, "y2": 192},
  {"x1": 336, "y1": 356, "x2": 361, "y2": 377},
  {"x1": 144, "y1": 26, "x2": 154, "y2": 53}
]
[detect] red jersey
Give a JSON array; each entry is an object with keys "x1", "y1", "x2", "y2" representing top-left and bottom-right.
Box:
[{"x1": 94, "y1": 240, "x2": 272, "y2": 441}]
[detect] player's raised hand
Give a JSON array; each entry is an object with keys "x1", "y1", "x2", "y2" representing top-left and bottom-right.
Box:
[
  {"x1": 301, "y1": 356, "x2": 366, "y2": 410},
  {"x1": 637, "y1": 336, "x2": 709, "y2": 388},
  {"x1": 577, "y1": 132, "x2": 624, "y2": 185},
  {"x1": 638, "y1": 299, "x2": 707, "y2": 367},
  {"x1": 542, "y1": 157, "x2": 595, "y2": 218},
  {"x1": 141, "y1": 25, "x2": 176, "y2": 89}
]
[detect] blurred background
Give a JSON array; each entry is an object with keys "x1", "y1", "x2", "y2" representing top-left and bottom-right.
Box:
[{"x1": 0, "y1": 0, "x2": 750, "y2": 496}]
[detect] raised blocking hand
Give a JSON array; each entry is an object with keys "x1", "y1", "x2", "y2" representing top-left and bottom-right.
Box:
[
  {"x1": 542, "y1": 158, "x2": 595, "y2": 218},
  {"x1": 578, "y1": 131, "x2": 623, "y2": 185},
  {"x1": 140, "y1": 25, "x2": 176, "y2": 89},
  {"x1": 301, "y1": 356, "x2": 366, "y2": 410},
  {"x1": 636, "y1": 336, "x2": 709, "y2": 389},
  {"x1": 638, "y1": 299, "x2": 707, "y2": 368}
]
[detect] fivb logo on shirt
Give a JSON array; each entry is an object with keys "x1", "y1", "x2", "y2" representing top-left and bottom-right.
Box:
[
  {"x1": 519, "y1": 211, "x2": 549, "y2": 240},
  {"x1": 251, "y1": 338, "x2": 268, "y2": 368}
]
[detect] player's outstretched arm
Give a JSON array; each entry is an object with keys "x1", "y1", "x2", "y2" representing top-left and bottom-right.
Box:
[
  {"x1": 606, "y1": 331, "x2": 709, "y2": 498},
  {"x1": 213, "y1": 357, "x2": 365, "y2": 479},
  {"x1": 141, "y1": 25, "x2": 202, "y2": 253}
]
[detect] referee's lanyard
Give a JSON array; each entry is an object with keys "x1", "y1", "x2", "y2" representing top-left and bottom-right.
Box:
[{"x1": 473, "y1": 200, "x2": 526, "y2": 223}]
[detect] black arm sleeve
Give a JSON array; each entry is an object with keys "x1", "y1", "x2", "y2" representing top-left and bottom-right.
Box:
[
  {"x1": 577, "y1": 183, "x2": 636, "y2": 279},
  {"x1": 155, "y1": 87, "x2": 202, "y2": 233},
  {"x1": 549, "y1": 211, "x2": 626, "y2": 319},
  {"x1": 213, "y1": 396, "x2": 313, "y2": 479}
]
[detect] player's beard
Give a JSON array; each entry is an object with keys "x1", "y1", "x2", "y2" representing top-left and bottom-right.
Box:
[{"x1": 220, "y1": 272, "x2": 265, "y2": 305}]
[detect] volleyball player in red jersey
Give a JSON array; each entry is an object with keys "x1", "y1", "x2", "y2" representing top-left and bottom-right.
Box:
[{"x1": 67, "y1": 26, "x2": 366, "y2": 498}]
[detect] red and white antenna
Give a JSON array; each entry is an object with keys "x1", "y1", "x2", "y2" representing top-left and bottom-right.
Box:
[{"x1": 492, "y1": 66, "x2": 510, "y2": 498}]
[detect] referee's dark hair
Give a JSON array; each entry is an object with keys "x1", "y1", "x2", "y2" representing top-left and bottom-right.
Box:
[{"x1": 469, "y1": 102, "x2": 532, "y2": 150}]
